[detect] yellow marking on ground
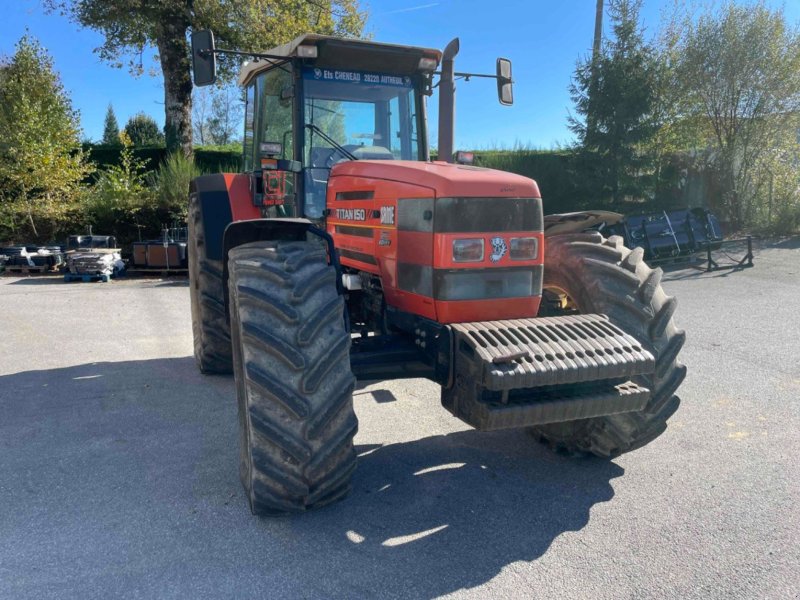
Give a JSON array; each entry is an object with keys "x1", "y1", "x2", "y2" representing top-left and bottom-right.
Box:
[
  {"x1": 714, "y1": 397, "x2": 732, "y2": 408},
  {"x1": 728, "y1": 431, "x2": 750, "y2": 440}
]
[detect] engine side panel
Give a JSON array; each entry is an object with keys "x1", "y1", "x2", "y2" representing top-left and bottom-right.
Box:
[{"x1": 326, "y1": 174, "x2": 439, "y2": 320}]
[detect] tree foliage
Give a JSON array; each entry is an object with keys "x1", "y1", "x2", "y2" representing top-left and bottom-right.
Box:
[
  {"x1": 569, "y1": 0, "x2": 659, "y2": 207},
  {"x1": 46, "y1": 0, "x2": 367, "y2": 155},
  {"x1": 675, "y1": 1, "x2": 800, "y2": 228},
  {"x1": 84, "y1": 130, "x2": 190, "y2": 243},
  {"x1": 86, "y1": 130, "x2": 151, "y2": 233},
  {"x1": 102, "y1": 103, "x2": 121, "y2": 145},
  {"x1": 0, "y1": 36, "x2": 93, "y2": 241},
  {"x1": 123, "y1": 112, "x2": 165, "y2": 146}
]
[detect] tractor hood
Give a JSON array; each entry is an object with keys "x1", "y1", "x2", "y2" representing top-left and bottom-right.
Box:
[{"x1": 329, "y1": 160, "x2": 540, "y2": 199}]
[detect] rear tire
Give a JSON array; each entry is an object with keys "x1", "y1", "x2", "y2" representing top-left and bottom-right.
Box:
[
  {"x1": 228, "y1": 240, "x2": 357, "y2": 515},
  {"x1": 530, "y1": 232, "x2": 687, "y2": 457},
  {"x1": 188, "y1": 195, "x2": 233, "y2": 374}
]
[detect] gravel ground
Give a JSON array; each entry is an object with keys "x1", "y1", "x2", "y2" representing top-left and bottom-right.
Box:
[{"x1": 0, "y1": 238, "x2": 798, "y2": 599}]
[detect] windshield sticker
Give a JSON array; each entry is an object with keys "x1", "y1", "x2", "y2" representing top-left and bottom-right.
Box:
[{"x1": 304, "y1": 67, "x2": 412, "y2": 88}]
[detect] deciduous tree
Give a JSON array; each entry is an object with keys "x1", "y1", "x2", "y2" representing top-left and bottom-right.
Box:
[
  {"x1": 192, "y1": 86, "x2": 211, "y2": 146},
  {"x1": 46, "y1": 0, "x2": 367, "y2": 156},
  {"x1": 0, "y1": 36, "x2": 93, "y2": 240},
  {"x1": 123, "y1": 112, "x2": 164, "y2": 146},
  {"x1": 675, "y1": 1, "x2": 800, "y2": 228},
  {"x1": 207, "y1": 85, "x2": 243, "y2": 146}
]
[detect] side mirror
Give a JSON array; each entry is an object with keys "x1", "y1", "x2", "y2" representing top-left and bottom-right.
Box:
[
  {"x1": 496, "y1": 58, "x2": 513, "y2": 106},
  {"x1": 191, "y1": 30, "x2": 217, "y2": 87}
]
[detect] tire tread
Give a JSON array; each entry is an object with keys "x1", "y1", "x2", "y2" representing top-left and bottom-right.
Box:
[
  {"x1": 229, "y1": 240, "x2": 357, "y2": 515},
  {"x1": 530, "y1": 233, "x2": 686, "y2": 457}
]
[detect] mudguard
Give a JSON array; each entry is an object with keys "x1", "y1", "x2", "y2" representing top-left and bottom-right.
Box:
[
  {"x1": 543, "y1": 211, "x2": 624, "y2": 236},
  {"x1": 220, "y1": 218, "x2": 342, "y2": 322}
]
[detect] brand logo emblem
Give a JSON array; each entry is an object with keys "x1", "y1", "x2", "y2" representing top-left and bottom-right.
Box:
[
  {"x1": 380, "y1": 206, "x2": 395, "y2": 225},
  {"x1": 490, "y1": 237, "x2": 507, "y2": 262}
]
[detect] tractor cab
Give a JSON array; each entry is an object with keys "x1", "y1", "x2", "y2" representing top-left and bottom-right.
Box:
[{"x1": 236, "y1": 35, "x2": 441, "y2": 219}]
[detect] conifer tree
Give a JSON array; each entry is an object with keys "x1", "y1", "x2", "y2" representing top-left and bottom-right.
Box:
[{"x1": 101, "y1": 103, "x2": 120, "y2": 145}]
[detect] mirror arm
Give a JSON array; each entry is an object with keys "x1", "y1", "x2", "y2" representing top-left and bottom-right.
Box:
[
  {"x1": 200, "y1": 48, "x2": 298, "y2": 64},
  {"x1": 433, "y1": 71, "x2": 512, "y2": 82}
]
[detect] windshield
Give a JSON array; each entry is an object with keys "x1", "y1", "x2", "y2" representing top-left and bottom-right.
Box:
[
  {"x1": 302, "y1": 67, "x2": 422, "y2": 217},
  {"x1": 303, "y1": 67, "x2": 421, "y2": 163}
]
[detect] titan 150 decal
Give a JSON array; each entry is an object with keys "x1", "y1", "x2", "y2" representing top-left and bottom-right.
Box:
[{"x1": 336, "y1": 208, "x2": 366, "y2": 221}]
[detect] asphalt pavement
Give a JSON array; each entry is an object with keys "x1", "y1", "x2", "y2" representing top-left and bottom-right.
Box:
[{"x1": 1, "y1": 238, "x2": 798, "y2": 599}]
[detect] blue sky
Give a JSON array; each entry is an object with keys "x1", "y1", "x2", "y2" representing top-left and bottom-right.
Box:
[{"x1": 2, "y1": 0, "x2": 798, "y2": 149}]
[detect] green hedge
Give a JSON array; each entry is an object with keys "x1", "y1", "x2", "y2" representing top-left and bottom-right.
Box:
[
  {"x1": 82, "y1": 144, "x2": 241, "y2": 175},
  {"x1": 473, "y1": 150, "x2": 587, "y2": 214},
  {"x1": 82, "y1": 145, "x2": 577, "y2": 213},
  {"x1": 79, "y1": 144, "x2": 610, "y2": 215}
]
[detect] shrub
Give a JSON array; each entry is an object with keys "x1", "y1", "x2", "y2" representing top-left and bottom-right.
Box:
[{"x1": 148, "y1": 151, "x2": 201, "y2": 223}]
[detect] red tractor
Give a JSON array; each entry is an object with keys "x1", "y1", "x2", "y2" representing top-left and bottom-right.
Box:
[{"x1": 188, "y1": 32, "x2": 686, "y2": 515}]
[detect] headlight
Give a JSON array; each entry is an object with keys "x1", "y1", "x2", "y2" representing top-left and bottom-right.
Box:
[
  {"x1": 452, "y1": 238, "x2": 484, "y2": 262},
  {"x1": 509, "y1": 237, "x2": 538, "y2": 260}
]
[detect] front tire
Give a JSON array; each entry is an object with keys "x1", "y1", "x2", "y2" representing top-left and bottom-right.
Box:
[
  {"x1": 228, "y1": 240, "x2": 357, "y2": 515},
  {"x1": 530, "y1": 232, "x2": 687, "y2": 457}
]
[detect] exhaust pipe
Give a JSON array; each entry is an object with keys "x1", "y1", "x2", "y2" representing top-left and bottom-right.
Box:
[{"x1": 437, "y1": 38, "x2": 459, "y2": 164}]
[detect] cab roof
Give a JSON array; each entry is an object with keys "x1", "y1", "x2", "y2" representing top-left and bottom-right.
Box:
[{"x1": 238, "y1": 34, "x2": 442, "y2": 86}]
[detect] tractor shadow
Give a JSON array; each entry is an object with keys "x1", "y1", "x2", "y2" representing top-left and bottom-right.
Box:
[
  {"x1": 354, "y1": 383, "x2": 398, "y2": 403},
  {"x1": 289, "y1": 429, "x2": 623, "y2": 597},
  {"x1": 0, "y1": 358, "x2": 621, "y2": 598}
]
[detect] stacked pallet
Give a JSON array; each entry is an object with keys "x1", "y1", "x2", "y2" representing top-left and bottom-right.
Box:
[
  {"x1": 1, "y1": 246, "x2": 65, "y2": 273},
  {"x1": 66, "y1": 250, "x2": 124, "y2": 278}
]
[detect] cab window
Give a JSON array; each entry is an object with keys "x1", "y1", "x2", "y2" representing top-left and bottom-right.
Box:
[{"x1": 243, "y1": 66, "x2": 294, "y2": 171}]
